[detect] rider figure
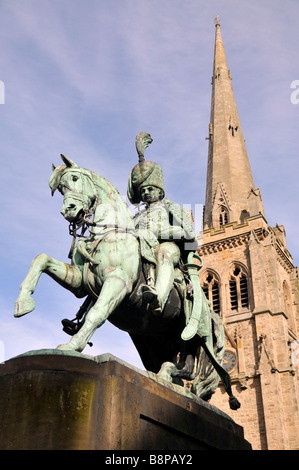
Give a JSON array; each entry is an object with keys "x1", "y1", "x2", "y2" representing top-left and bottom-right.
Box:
[{"x1": 127, "y1": 132, "x2": 197, "y2": 315}]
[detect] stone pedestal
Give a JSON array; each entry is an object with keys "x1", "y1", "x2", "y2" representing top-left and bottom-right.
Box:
[{"x1": 0, "y1": 350, "x2": 251, "y2": 450}]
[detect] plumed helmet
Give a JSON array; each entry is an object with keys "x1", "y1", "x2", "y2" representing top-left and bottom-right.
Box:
[{"x1": 127, "y1": 132, "x2": 165, "y2": 204}]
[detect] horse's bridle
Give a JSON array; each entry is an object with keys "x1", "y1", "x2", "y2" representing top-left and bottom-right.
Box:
[{"x1": 60, "y1": 171, "x2": 98, "y2": 259}]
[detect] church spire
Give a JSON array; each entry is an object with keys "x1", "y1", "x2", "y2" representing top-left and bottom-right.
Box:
[{"x1": 204, "y1": 20, "x2": 264, "y2": 229}]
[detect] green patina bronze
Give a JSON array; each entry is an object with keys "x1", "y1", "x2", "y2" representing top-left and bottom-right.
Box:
[{"x1": 14, "y1": 132, "x2": 240, "y2": 409}]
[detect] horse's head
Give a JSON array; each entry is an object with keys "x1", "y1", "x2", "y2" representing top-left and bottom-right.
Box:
[{"x1": 49, "y1": 154, "x2": 97, "y2": 223}]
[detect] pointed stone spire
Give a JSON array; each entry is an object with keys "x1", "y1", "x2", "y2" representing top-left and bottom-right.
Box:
[{"x1": 204, "y1": 20, "x2": 264, "y2": 229}]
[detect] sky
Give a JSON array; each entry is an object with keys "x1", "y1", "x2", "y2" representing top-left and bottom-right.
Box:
[{"x1": 0, "y1": 0, "x2": 298, "y2": 369}]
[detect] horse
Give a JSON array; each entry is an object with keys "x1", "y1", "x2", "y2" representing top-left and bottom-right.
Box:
[{"x1": 14, "y1": 154, "x2": 240, "y2": 409}]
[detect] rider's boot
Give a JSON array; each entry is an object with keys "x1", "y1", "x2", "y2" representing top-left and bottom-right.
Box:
[{"x1": 142, "y1": 243, "x2": 180, "y2": 316}]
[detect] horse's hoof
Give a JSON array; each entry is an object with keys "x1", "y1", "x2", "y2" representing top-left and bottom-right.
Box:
[
  {"x1": 157, "y1": 362, "x2": 176, "y2": 382},
  {"x1": 14, "y1": 297, "x2": 35, "y2": 317}
]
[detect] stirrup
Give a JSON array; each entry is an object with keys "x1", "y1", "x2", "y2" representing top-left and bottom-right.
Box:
[
  {"x1": 141, "y1": 284, "x2": 158, "y2": 303},
  {"x1": 141, "y1": 284, "x2": 162, "y2": 315}
]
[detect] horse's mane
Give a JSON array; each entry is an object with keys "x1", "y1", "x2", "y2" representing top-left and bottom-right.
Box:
[
  {"x1": 49, "y1": 162, "x2": 134, "y2": 227},
  {"x1": 87, "y1": 169, "x2": 134, "y2": 225}
]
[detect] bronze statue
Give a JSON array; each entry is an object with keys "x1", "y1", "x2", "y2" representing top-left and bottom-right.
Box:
[
  {"x1": 14, "y1": 132, "x2": 240, "y2": 409},
  {"x1": 127, "y1": 131, "x2": 196, "y2": 315}
]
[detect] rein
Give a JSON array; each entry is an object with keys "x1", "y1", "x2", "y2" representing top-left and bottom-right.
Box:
[
  {"x1": 68, "y1": 209, "x2": 137, "y2": 260},
  {"x1": 63, "y1": 169, "x2": 137, "y2": 259},
  {"x1": 68, "y1": 209, "x2": 95, "y2": 259}
]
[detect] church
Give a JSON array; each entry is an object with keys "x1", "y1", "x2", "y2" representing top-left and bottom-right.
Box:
[{"x1": 196, "y1": 20, "x2": 299, "y2": 450}]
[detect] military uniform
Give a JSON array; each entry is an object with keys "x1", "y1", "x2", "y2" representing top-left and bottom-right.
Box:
[{"x1": 127, "y1": 132, "x2": 197, "y2": 312}]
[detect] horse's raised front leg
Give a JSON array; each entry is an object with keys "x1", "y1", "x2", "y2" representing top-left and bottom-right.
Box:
[
  {"x1": 56, "y1": 268, "x2": 132, "y2": 352},
  {"x1": 14, "y1": 253, "x2": 84, "y2": 317}
]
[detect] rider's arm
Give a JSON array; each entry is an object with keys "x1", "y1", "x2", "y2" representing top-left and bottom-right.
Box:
[{"x1": 158, "y1": 226, "x2": 186, "y2": 241}]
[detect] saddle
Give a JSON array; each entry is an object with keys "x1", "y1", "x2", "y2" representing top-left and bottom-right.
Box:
[{"x1": 61, "y1": 253, "x2": 199, "y2": 341}]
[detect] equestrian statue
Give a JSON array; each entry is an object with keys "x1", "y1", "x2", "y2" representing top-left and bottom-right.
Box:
[{"x1": 14, "y1": 131, "x2": 240, "y2": 410}]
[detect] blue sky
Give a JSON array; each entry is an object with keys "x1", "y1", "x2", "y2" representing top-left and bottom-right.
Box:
[{"x1": 1, "y1": 0, "x2": 298, "y2": 368}]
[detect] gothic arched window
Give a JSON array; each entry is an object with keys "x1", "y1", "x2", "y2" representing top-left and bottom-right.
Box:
[
  {"x1": 229, "y1": 265, "x2": 249, "y2": 311},
  {"x1": 219, "y1": 206, "x2": 228, "y2": 227},
  {"x1": 202, "y1": 271, "x2": 221, "y2": 315}
]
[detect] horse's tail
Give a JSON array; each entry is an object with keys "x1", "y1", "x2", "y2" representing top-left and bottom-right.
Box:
[
  {"x1": 191, "y1": 309, "x2": 241, "y2": 410},
  {"x1": 191, "y1": 309, "x2": 224, "y2": 401}
]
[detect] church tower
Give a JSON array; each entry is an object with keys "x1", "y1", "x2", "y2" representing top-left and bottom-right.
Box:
[
  {"x1": 197, "y1": 19, "x2": 299, "y2": 450},
  {"x1": 204, "y1": 20, "x2": 264, "y2": 230}
]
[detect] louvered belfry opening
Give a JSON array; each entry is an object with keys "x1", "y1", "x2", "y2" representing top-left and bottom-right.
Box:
[
  {"x1": 203, "y1": 272, "x2": 221, "y2": 315},
  {"x1": 229, "y1": 266, "x2": 249, "y2": 311}
]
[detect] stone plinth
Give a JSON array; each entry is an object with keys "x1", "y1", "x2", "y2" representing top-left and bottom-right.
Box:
[{"x1": 0, "y1": 350, "x2": 251, "y2": 450}]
